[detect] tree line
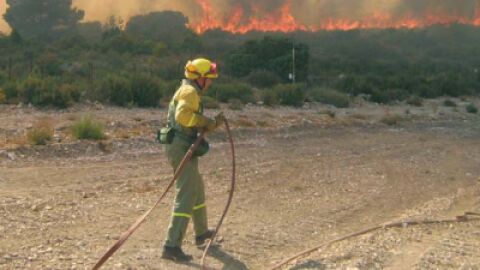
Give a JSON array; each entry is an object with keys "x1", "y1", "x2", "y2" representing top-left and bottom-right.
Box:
[{"x1": 0, "y1": 0, "x2": 479, "y2": 108}]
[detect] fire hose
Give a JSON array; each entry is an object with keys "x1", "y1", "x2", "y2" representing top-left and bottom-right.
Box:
[
  {"x1": 269, "y1": 212, "x2": 480, "y2": 270},
  {"x1": 92, "y1": 118, "x2": 236, "y2": 270}
]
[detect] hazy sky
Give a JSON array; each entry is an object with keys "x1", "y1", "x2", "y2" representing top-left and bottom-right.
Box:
[{"x1": 0, "y1": 0, "x2": 479, "y2": 33}]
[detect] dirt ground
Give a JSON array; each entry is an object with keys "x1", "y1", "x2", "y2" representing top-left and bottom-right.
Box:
[{"x1": 1, "y1": 98, "x2": 480, "y2": 270}]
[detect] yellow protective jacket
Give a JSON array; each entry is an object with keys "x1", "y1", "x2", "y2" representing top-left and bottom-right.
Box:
[{"x1": 168, "y1": 79, "x2": 211, "y2": 136}]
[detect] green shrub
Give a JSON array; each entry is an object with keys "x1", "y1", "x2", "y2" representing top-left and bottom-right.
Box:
[
  {"x1": 371, "y1": 88, "x2": 408, "y2": 104},
  {"x1": 443, "y1": 99, "x2": 457, "y2": 107},
  {"x1": 3, "y1": 81, "x2": 20, "y2": 101},
  {"x1": 310, "y1": 87, "x2": 350, "y2": 108},
  {"x1": 273, "y1": 84, "x2": 305, "y2": 107},
  {"x1": 53, "y1": 83, "x2": 82, "y2": 108},
  {"x1": 20, "y1": 76, "x2": 47, "y2": 105},
  {"x1": 208, "y1": 83, "x2": 255, "y2": 104},
  {"x1": 466, "y1": 103, "x2": 478, "y2": 114},
  {"x1": 27, "y1": 119, "x2": 54, "y2": 145},
  {"x1": 228, "y1": 98, "x2": 244, "y2": 110},
  {"x1": 261, "y1": 90, "x2": 280, "y2": 106},
  {"x1": 0, "y1": 89, "x2": 5, "y2": 104},
  {"x1": 18, "y1": 77, "x2": 79, "y2": 108},
  {"x1": 246, "y1": 70, "x2": 281, "y2": 88},
  {"x1": 131, "y1": 75, "x2": 163, "y2": 107},
  {"x1": 163, "y1": 80, "x2": 181, "y2": 101},
  {"x1": 101, "y1": 75, "x2": 133, "y2": 107},
  {"x1": 201, "y1": 96, "x2": 219, "y2": 109},
  {"x1": 406, "y1": 96, "x2": 423, "y2": 107},
  {"x1": 71, "y1": 116, "x2": 105, "y2": 140}
]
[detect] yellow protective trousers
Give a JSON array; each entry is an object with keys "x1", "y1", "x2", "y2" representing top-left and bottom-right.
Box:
[{"x1": 164, "y1": 135, "x2": 208, "y2": 247}]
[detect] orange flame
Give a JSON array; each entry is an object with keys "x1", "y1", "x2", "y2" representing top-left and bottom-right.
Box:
[{"x1": 192, "y1": 0, "x2": 480, "y2": 33}]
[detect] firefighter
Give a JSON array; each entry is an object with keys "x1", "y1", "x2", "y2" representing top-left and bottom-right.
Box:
[{"x1": 161, "y1": 58, "x2": 224, "y2": 262}]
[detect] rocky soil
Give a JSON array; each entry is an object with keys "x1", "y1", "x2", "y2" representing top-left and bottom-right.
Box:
[{"x1": 1, "y1": 98, "x2": 480, "y2": 270}]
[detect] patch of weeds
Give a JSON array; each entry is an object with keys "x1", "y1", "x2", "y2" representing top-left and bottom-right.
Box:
[
  {"x1": 228, "y1": 99, "x2": 245, "y2": 111},
  {"x1": 310, "y1": 87, "x2": 350, "y2": 108},
  {"x1": 466, "y1": 103, "x2": 478, "y2": 114},
  {"x1": 71, "y1": 115, "x2": 105, "y2": 140},
  {"x1": 350, "y1": 113, "x2": 368, "y2": 120},
  {"x1": 406, "y1": 96, "x2": 423, "y2": 107},
  {"x1": 318, "y1": 110, "x2": 336, "y2": 118},
  {"x1": 236, "y1": 118, "x2": 256, "y2": 127},
  {"x1": 256, "y1": 120, "x2": 270, "y2": 127},
  {"x1": 443, "y1": 99, "x2": 457, "y2": 107},
  {"x1": 380, "y1": 114, "x2": 405, "y2": 126},
  {"x1": 0, "y1": 89, "x2": 6, "y2": 104},
  {"x1": 27, "y1": 119, "x2": 54, "y2": 145},
  {"x1": 202, "y1": 96, "x2": 219, "y2": 109}
]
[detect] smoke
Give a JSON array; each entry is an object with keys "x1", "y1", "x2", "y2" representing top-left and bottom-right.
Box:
[
  {"x1": 0, "y1": 0, "x2": 479, "y2": 34},
  {"x1": 72, "y1": 0, "x2": 197, "y2": 23},
  {"x1": 0, "y1": 0, "x2": 8, "y2": 33}
]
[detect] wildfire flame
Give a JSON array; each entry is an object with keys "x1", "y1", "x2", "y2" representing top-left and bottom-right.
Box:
[{"x1": 192, "y1": 0, "x2": 480, "y2": 33}]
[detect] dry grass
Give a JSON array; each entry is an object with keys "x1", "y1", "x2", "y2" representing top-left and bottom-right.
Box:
[
  {"x1": 228, "y1": 99, "x2": 245, "y2": 111},
  {"x1": 380, "y1": 114, "x2": 406, "y2": 126},
  {"x1": 318, "y1": 110, "x2": 336, "y2": 118},
  {"x1": 350, "y1": 113, "x2": 368, "y2": 120},
  {"x1": 256, "y1": 120, "x2": 271, "y2": 128},
  {"x1": 27, "y1": 119, "x2": 54, "y2": 146},
  {"x1": 235, "y1": 118, "x2": 256, "y2": 127}
]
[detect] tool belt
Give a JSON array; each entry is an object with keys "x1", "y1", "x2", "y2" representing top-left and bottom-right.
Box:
[{"x1": 157, "y1": 127, "x2": 209, "y2": 157}]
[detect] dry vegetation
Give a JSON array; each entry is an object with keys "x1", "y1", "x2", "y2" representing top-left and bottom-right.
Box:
[{"x1": 0, "y1": 98, "x2": 480, "y2": 269}]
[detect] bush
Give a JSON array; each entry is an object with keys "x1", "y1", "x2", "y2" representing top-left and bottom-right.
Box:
[
  {"x1": 246, "y1": 70, "x2": 281, "y2": 88},
  {"x1": 53, "y1": 83, "x2": 82, "y2": 108},
  {"x1": 228, "y1": 98, "x2": 244, "y2": 110},
  {"x1": 2, "y1": 81, "x2": 20, "y2": 101},
  {"x1": 380, "y1": 114, "x2": 405, "y2": 126},
  {"x1": 101, "y1": 75, "x2": 133, "y2": 107},
  {"x1": 261, "y1": 90, "x2": 280, "y2": 106},
  {"x1": 27, "y1": 119, "x2": 54, "y2": 145},
  {"x1": 71, "y1": 116, "x2": 105, "y2": 140},
  {"x1": 443, "y1": 99, "x2": 457, "y2": 107},
  {"x1": 19, "y1": 76, "x2": 69, "y2": 108},
  {"x1": 466, "y1": 103, "x2": 478, "y2": 114},
  {"x1": 370, "y1": 88, "x2": 407, "y2": 104},
  {"x1": 131, "y1": 75, "x2": 164, "y2": 107},
  {"x1": 310, "y1": 87, "x2": 350, "y2": 108},
  {"x1": 163, "y1": 80, "x2": 181, "y2": 101},
  {"x1": 273, "y1": 84, "x2": 305, "y2": 107},
  {"x1": 0, "y1": 89, "x2": 5, "y2": 104},
  {"x1": 406, "y1": 96, "x2": 423, "y2": 107},
  {"x1": 208, "y1": 83, "x2": 255, "y2": 104},
  {"x1": 20, "y1": 76, "x2": 49, "y2": 106},
  {"x1": 201, "y1": 96, "x2": 219, "y2": 109}
]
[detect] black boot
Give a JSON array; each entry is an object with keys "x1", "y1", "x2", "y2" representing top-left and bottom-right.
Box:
[
  {"x1": 161, "y1": 246, "x2": 193, "y2": 262},
  {"x1": 195, "y1": 229, "x2": 216, "y2": 246}
]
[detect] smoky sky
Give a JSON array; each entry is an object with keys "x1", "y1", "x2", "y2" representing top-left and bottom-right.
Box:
[{"x1": 0, "y1": 0, "x2": 479, "y2": 33}]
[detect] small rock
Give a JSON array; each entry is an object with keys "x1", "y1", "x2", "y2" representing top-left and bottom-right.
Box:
[
  {"x1": 7, "y1": 152, "x2": 16, "y2": 161},
  {"x1": 82, "y1": 192, "x2": 96, "y2": 199},
  {"x1": 31, "y1": 202, "x2": 47, "y2": 212}
]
